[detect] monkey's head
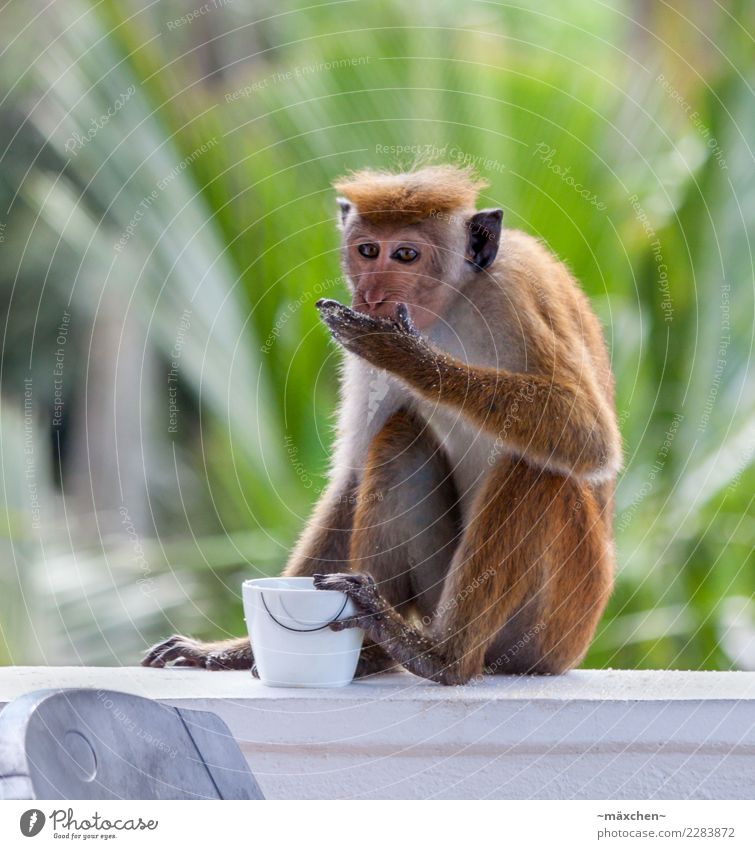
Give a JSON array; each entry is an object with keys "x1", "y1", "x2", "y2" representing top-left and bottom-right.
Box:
[{"x1": 333, "y1": 165, "x2": 503, "y2": 330}]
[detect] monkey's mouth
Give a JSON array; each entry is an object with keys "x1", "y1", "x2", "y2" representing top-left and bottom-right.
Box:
[{"x1": 351, "y1": 295, "x2": 405, "y2": 321}]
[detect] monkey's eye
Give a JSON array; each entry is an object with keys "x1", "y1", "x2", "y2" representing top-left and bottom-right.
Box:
[
  {"x1": 358, "y1": 243, "x2": 380, "y2": 259},
  {"x1": 391, "y1": 246, "x2": 419, "y2": 263}
]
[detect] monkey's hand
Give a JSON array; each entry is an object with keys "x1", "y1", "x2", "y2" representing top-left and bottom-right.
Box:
[
  {"x1": 314, "y1": 572, "x2": 455, "y2": 684},
  {"x1": 315, "y1": 299, "x2": 435, "y2": 375},
  {"x1": 141, "y1": 635, "x2": 253, "y2": 671},
  {"x1": 312, "y1": 572, "x2": 386, "y2": 631}
]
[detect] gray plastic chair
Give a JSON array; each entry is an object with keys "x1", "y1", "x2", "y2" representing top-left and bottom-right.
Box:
[{"x1": 0, "y1": 689, "x2": 264, "y2": 800}]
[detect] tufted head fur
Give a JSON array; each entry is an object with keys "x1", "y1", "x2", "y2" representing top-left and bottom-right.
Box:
[{"x1": 333, "y1": 164, "x2": 488, "y2": 224}]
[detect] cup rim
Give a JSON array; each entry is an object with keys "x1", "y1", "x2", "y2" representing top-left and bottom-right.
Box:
[{"x1": 242, "y1": 576, "x2": 342, "y2": 596}]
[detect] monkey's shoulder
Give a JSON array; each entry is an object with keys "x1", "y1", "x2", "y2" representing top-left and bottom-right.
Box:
[
  {"x1": 493, "y1": 228, "x2": 581, "y2": 295},
  {"x1": 491, "y1": 228, "x2": 606, "y2": 347}
]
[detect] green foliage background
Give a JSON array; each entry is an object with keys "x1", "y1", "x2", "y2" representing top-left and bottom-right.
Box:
[{"x1": 0, "y1": 0, "x2": 752, "y2": 670}]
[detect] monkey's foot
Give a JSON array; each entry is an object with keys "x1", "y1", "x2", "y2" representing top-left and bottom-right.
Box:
[
  {"x1": 141, "y1": 635, "x2": 253, "y2": 670},
  {"x1": 312, "y1": 572, "x2": 386, "y2": 631}
]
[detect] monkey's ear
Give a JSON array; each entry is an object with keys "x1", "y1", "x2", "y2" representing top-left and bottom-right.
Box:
[
  {"x1": 466, "y1": 208, "x2": 503, "y2": 271},
  {"x1": 336, "y1": 196, "x2": 352, "y2": 229}
]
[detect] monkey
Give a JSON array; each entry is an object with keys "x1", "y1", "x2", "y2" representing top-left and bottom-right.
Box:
[{"x1": 143, "y1": 164, "x2": 621, "y2": 685}]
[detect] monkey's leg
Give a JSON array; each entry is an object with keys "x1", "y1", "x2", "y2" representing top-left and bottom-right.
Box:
[
  {"x1": 316, "y1": 456, "x2": 612, "y2": 684},
  {"x1": 142, "y1": 476, "x2": 359, "y2": 670},
  {"x1": 346, "y1": 408, "x2": 461, "y2": 677},
  {"x1": 282, "y1": 473, "x2": 358, "y2": 577},
  {"x1": 496, "y1": 474, "x2": 614, "y2": 675},
  {"x1": 141, "y1": 635, "x2": 254, "y2": 670},
  {"x1": 351, "y1": 409, "x2": 461, "y2": 616}
]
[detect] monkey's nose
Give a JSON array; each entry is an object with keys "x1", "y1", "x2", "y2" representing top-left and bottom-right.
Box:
[{"x1": 363, "y1": 287, "x2": 386, "y2": 308}]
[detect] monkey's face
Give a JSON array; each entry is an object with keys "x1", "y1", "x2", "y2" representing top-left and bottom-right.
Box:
[{"x1": 341, "y1": 222, "x2": 462, "y2": 331}]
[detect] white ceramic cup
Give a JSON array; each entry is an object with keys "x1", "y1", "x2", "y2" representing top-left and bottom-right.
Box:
[{"x1": 242, "y1": 577, "x2": 364, "y2": 688}]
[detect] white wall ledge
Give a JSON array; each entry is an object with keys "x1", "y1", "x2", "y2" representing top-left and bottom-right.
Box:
[{"x1": 2, "y1": 667, "x2": 754, "y2": 799}]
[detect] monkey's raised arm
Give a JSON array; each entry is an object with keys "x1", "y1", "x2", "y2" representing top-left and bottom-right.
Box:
[{"x1": 317, "y1": 299, "x2": 620, "y2": 482}]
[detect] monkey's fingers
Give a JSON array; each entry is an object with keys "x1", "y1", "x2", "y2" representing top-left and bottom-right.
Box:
[
  {"x1": 314, "y1": 298, "x2": 346, "y2": 312},
  {"x1": 394, "y1": 303, "x2": 419, "y2": 336},
  {"x1": 313, "y1": 571, "x2": 376, "y2": 593},
  {"x1": 313, "y1": 572, "x2": 385, "y2": 626},
  {"x1": 315, "y1": 298, "x2": 363, "y2": 329},
  {"x1": 152, "y1": 644, "x2": 208, "y2": 668},
  {"x1": 141, "y1": 634, "x2": 208, "y2": 668},
  {"x1": 316, "y1": 299, "x2": 391, "y2": 336},
  {"x1": 329, "y1": 614, "x2": 366, "y2": 632},
  {"x1": 142, "y1": 634, "x2": 181, "y2": 667}
]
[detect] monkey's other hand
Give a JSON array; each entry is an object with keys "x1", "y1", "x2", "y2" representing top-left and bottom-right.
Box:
[
  {"x1": 312, "y1": 572, "x2": 386, "y2": 632},
  {"x1": 315, "y1": 299, "x2": 431, "y2": 372},
  {"x1": 141, "y1": 635, "x2": 252, "y2": 671}
]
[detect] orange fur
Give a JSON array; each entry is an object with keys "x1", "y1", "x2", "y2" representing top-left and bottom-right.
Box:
[{"x1": 333, "y1": 165, "x2": 488, "y2": 222}]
